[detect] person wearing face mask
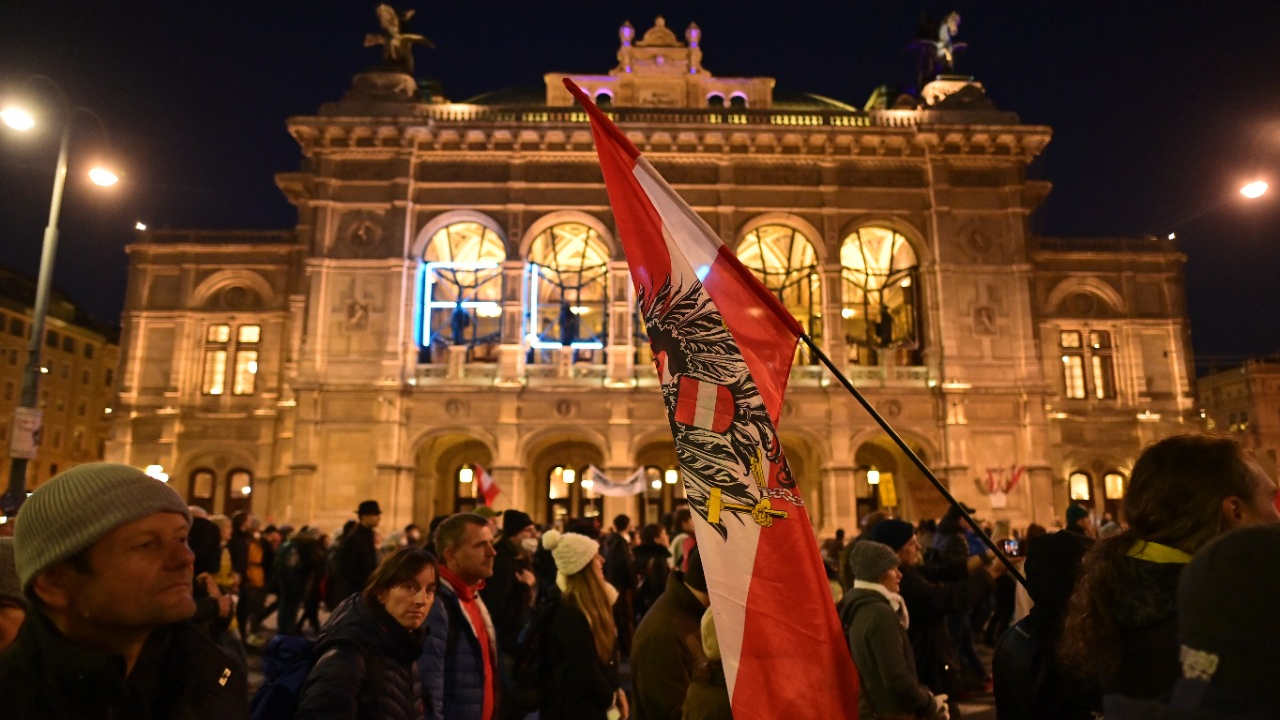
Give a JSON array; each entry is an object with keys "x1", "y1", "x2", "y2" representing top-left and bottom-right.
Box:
[
  {"x1": 296, "y1": 546, "x2": 437, "y2": 720},
  {"x1": 480, "y1": 510, "x2": 541, "y2": 720},
  {"x1": 840, "y1": 541, "x2": 949, "y2": 720}
]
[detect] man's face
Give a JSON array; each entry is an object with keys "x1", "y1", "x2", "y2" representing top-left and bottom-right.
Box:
[
  {"x1": 53, "y1": 512, "x2": 196, "y2": 630},
  {"x1": 513, "y1": 525, "x2": 538, "y2": 543},
  {"x1": 447, "y1": 522, "x2": 495, "y2": 585},
  {"x1": 362, "y1": 513, "x2": 382, "y2": 529},
  {"x1": 0, "y1": 602, "x2": 24, "y2": 649},
  {"x1": 897, "y1": 535, "x2": 921, "y2": 566}
]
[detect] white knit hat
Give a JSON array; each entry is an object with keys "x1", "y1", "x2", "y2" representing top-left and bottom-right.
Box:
[
  {"x1": 14, "y1": 462, "x2": 191, "y2": 590},
  {"x1": 542, "y1": 529, "x2": 599, "y2": 577}
]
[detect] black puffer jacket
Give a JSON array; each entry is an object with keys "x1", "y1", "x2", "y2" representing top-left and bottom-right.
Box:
[
  {"x1": 296, "y1": 594, "x2": 427, "y2": 720},
  {"x1": 1105, "y1": 555, "x2": 1186, "y2": 700}
]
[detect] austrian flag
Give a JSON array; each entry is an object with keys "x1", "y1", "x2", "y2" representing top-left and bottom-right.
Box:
[{"x1": 564, "y1": 78, "x2": 860, "y2": 720}]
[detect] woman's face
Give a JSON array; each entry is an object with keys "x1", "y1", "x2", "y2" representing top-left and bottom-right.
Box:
[
  {"x1": 878, "y1": 566, "x2": 902, "y2": 594},
  {"x1": 379, "y1": 565, "x2": 437, "y2": 630}
]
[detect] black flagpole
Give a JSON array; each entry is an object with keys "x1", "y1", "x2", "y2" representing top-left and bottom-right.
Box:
[{"x1": 800, "y1": 333, "x2": 1027, "y2": 588}]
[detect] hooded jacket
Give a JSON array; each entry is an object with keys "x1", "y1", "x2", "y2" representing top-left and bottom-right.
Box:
[
  {"x1": 0, "y1": 610, "x2": 248, "y2": 720},
  {"x1": 840, "y1": 587, "x2": 937, "y2": 720},
  {"x1": 295, "y1": 593, "x2": 426, "y2": 720}
]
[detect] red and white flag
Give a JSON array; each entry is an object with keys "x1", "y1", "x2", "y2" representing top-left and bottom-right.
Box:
[
  {"x1": 475, "y1": 464, "x2": 500, "y2": 506},
  {"x1": 564, "y1": 79, "x2": 859, "y2": 720}
]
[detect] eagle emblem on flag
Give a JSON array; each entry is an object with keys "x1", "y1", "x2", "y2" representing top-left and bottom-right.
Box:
[{"x1": 642, "y1": 276, "x2": 797, "y2": 540}]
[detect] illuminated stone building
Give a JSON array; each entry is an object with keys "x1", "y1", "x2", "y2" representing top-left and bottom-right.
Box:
[
  {"x1": 1199, "y1": 359, "x2": 1280, "y2": 482},
  {"x1": 107, "y1": 19, "x2": 1195, "y2": 531},
  {"x1": 1, "y1": 266, "x2": 119, "y2": 498}
]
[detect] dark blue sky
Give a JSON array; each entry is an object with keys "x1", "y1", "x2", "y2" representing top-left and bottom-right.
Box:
[{"x1": 2, "y1": 1, "x2": 1278, "y2": 364}]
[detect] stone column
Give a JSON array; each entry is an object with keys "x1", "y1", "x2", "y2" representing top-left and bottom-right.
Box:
[
  {"x1": 606, "y1": 262, "x2": 634, "y2": 386},
  {"x1": 497, "y1": 260, "x2": 526, "y2": 386}
]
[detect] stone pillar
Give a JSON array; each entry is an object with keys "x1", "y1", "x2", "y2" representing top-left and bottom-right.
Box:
[
  {"x1": 607, "y1": 262, "x2": 634, "y2": 386},
  {"x1": 491, "y1": 465, "x2": 524, "y2": 512},
  {"x1": 287, "y1": 463, "x2": 318, "y2": 526},
  {"x1": 447, "y1": 345, "x2": 468, "y2": 380},
  {"x1": 823, "y1": 466, "x2": 857, "y2": 534},
  {"x1": 497, "y1": 260, "x2": 526, "y2": 386}
]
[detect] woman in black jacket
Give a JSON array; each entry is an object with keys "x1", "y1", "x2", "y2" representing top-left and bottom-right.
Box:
[
  {"x1": 297, "y1": 547, "x2": 438, "y2": 720},
  {"x1": 540, "y1": 530, "x2": 628, "y2": 720}
]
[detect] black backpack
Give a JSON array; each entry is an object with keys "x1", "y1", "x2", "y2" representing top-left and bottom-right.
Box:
[
  {"x1": 503, "y1": 599, "x2": 560, "y2": 714},
  {"x1": 249, "y1": 635, "x2": 381, "y2": 720}
]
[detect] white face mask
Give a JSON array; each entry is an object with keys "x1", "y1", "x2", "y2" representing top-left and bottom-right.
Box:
[{"x1": 521, "y1": 537, "x2": 540, "y2": 554}]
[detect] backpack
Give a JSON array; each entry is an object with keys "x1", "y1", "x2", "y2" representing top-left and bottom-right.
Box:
[
  {"x1": 249, "y1": 634, "x2": 381, "y2": 720},
  {"x1": 503, "y1": 598, "x2": 560, "y2": 715}
]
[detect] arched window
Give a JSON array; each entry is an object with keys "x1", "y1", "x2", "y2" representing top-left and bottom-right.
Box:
[
  {"x1": 841, "y1": 227, "x2": 921, "y2": 365},
  {"x1": 421, "y1": 221, "x2": 506, "y2": 363},
  {"x1": 1068, "y1": 471, "x2": 1092, "y2": 503},
  {"x1": 707, "y1": 93, "x2": 725, "y2": 108},
  {"x1": 729, "y1": 94, "x2": 748, "y2": 109},
  {"x1": 188, "y1": 468, "x2": 215, "y2": 513},
  {"x1": 225, "y1": 468, "x2": 253, "y2": 516},
  {"x1": 736, "y1": 224, "x2": 822, "y2": 354},
  {"x1": 526, "y1": 222, "x2": 610, "y2": 363},
  {"x1": 595, "y1": 92, "x2": 613, "y2": 108},
  {"x1": 641, "y1": 466, "x2": 686, "y2": 526}
]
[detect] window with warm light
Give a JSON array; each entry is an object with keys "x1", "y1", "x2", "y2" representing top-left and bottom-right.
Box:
[
  {"x1": 841, "y1": 227, "x2": 920, "y2": 365},
  {"x1": 229, "y1": 469, "x2": 252, "y2": 499},
  {"x1": 1059, "y1": 328, "x2": 1117, "y2": 400},
  {"x1": 420, "y1": 222, "x2": 506, "y2": 363},
  {"x1": 526, "y1": 223, "x2": 610, "y2": 361},
  {"x1": 1069, "y1": 471, "x2": 1091, "y2": 501},
  {"x1": 202, "y1": 323, "x2": 261, "y2": 395},
  {"x1": 1104, "y1": 472, "x2": 1125, "y2": 500},
  {"x1": 737, "y1": 224, "x2": 822, "y2": 351}
]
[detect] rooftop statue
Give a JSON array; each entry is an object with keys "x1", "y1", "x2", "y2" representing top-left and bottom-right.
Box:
[
  {"x1": 364, "y1": 4, "x2": 434, "y2": 76},
  {"x1": 909, "y1": 11, "x2": 967, "y2": 88}
]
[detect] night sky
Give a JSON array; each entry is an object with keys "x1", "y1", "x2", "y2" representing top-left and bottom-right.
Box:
[{"x1": 2, "y1": 1, "x2": 1278, "y2": 366}]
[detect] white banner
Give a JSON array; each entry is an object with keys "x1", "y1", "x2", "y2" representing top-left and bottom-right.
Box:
[
  {"x1": 583, "y1": 465, "x2": 647, "y2": 497},
  {"x1": 9, "y1": 407, "x2": 42, "y2": 459}
]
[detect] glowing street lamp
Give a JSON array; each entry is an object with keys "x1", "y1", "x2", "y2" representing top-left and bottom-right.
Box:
[
  {"x1": 664, "y1": 468, "x2": 679, "y2": 484},
  {"x1": 2, "y1": 80, "x2": 121, "y2": 517},
  {"x1": 866, "y1": 468, "x2": 881, "y2": 486},
  {"x1": 1240, "y1": 180, "x2": 1268, "y2": 199}
]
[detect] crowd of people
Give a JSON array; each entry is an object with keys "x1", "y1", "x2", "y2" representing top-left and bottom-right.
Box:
[{"x1": 0, "y1": 432, "x2": 1277, "y2": 720}]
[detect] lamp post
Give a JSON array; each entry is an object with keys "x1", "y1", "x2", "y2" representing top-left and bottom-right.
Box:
[{"x1": 2, "y1": 84, "x2": 118, "y2": 517}]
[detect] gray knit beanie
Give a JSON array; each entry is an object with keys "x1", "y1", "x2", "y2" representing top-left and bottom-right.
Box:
[
  {"x1": 0, "y1": 537, "x2": 24, "y2": 610},
  {"x1": 851, "y1": 541, "x2": 901, "y2": 582},
  {"x1": 14, "y1": 463, "x2": 191, "y2": 590}
]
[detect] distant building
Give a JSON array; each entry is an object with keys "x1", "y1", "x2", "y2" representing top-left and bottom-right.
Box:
[
  {"x1": 106, "y1": 19, "x2": 1195, "y2": 531},
  {"x1": 0, "y1": 266, "x2": 119, "y2": 498},
  {"x1": 1199, "y1": 359, "x2": 1280, "y2": 481}
]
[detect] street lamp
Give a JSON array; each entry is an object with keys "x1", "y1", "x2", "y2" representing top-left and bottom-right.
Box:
[
  {"x1": 1240, "y1": 180, "x2": 1268, "y2": 199},
  {"x1": 2, "y1": 79, "x2": 120, "y2": 517}
]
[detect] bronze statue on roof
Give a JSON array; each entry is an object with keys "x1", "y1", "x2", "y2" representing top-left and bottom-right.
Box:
[{"x1": 364, "y1": 4, "x2": 434, "y2": 76}]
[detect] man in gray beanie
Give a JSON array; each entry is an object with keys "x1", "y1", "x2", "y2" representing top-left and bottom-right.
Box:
[
  {"x1": 840, "y1": 541, "x2": 950, "y2": 720},
  {"x1": 0, "y1": 462, "x2": 249, "y2": 719}
]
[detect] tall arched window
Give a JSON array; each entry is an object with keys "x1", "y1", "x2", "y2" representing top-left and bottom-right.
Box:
[
  {"x1": 736, "y1": 224, "x2": 822, "y2": 353},
  {"x1": 421, "y1": 221, "x2": 506, "y2": 363},
  {"x1": 526, "y1": 222, "x2": 610, "y2": 363},
  {"x1": 841, "y1": 227, "x2": 921, "y2": 365}
]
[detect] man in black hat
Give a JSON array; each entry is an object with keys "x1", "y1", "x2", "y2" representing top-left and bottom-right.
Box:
[{"x1": 335, "y1": 499, "x2": 382, "y2": 604}]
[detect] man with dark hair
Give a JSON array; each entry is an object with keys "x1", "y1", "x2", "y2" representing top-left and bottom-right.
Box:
[
  {"x1": 603, "y1": 513, "x2": 636, "y2": 655},
  {"x1": 631, "y1": 545, "x2": 711, "y2": 720},
  {"x1": 0, "y1": 463, "x2": 248, "y2": 718},
  {"x1": 422, "y1": 512, "x2": 498, "y2": 720},
  {"x1": 335, "y1": 500, "x2": 382, "y2": 605}
]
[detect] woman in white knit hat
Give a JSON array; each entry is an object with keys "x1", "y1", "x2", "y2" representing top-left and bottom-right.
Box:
[{"x1": 539, "y1": 529, "x2": 629, "y2": 720}]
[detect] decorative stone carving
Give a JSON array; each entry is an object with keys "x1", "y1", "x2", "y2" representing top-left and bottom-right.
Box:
[
  {"x1": 364, "y1": 4, "x2": 433, "y2": 76},
  {"x1": 555, "y1": 399, "x2": 577, "y2": 418},
  {"x1": 345, "y1": 298, "x2": 370, "y2": 332},
  {"x1": 882, "y1": 400, "x2": 903, "y2": 418},
  {"x1": 445, "y1": 399, "x2": 467, "y2": 418},
  {"x1": 973, "y1": 305, "x2": 998, "y2": 336}
]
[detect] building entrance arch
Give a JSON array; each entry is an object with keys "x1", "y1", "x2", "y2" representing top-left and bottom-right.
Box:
[
  {"x1": 527, "y1": 439, "x2": 605, "y2": 526},
  {"x1": 851, "y1": 434, "x2": 939, "y2": 522},
  {"x1": 412, "y1": 432, "x2": 494, "y2": 520}
]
